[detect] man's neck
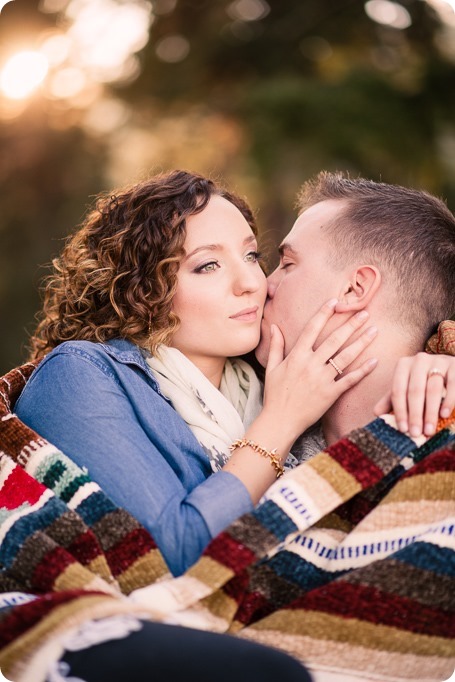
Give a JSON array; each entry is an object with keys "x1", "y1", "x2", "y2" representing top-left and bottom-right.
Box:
[{"x1": 321, "y1": 332, "x2": 421, "y2": 446}]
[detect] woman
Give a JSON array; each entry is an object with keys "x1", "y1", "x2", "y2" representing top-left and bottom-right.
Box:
[{"x1": 14, "y1": 170, "x2": 449, "y2": 576}]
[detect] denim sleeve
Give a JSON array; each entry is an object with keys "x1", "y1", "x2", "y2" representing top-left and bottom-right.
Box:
[{"x1": 15, "y1": 352, "x2": 253, "y2": 576}]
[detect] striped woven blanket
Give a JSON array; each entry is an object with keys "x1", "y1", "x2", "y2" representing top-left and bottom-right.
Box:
[{"x1": 0, "y1": 325, "x2": 454, "y2": 682}]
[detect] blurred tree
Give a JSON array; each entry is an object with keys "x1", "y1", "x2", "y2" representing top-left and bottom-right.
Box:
[
  {"x1": 130, "y1": 0, "x2": 455, "y2": 241},
  {"x1": 0, "y1": 107, "x2": 107, "y2": 368},
  {"x1": 0, "y1": 0, "x2": 454, "y2": 370}
]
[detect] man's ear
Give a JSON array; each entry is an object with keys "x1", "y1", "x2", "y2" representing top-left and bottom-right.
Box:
[{"x1": 335, "y1": 265, "x2": 381, "y2": 313}]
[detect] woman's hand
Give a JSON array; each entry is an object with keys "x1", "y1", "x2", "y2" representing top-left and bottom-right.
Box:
[
  {"x1": 374, "y1": 352, "x2": 455, "y2": 437},
  {"x1": 261, "y1": 298, "x2": 378, "y2": 445},
  {"x1": 223, "y1": 298, "x2": 378, "y2": 504}
]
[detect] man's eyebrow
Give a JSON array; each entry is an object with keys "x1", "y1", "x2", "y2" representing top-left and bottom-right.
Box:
[
  {"x1": 185, "y1": 234, "x2": 257, "y2": 260},
  {"x1": 278, "y1": 242, "x2": 298, "y2": 257}
]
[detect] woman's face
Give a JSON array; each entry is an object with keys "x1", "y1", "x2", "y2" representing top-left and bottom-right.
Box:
[{"x1": 170, "y1": 195, "x2": 267, "y2": 383}]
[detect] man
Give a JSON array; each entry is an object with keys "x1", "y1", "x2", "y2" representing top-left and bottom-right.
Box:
[
  {"x1": 202, "y1": 172, "x2": 454, "y2": 681},
  {"x1": 256, "y1": 171, "x2": 455, "y2": 452}
]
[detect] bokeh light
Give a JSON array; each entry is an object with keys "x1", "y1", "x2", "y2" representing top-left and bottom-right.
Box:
[
  {"x1": 82, "y1": 97, "x2": 129, "y2": 135},
  {"x1": 0, "y1": 51, "x2": 49, "y2": 99},
  {"x1": 425, "y1": 0, "x2": 455, "y2": 26},
  {"x1": 64, "y1": 0, "x2": 151, "y2": 82},
  {"x1": 155, "y1": 35, "x2": 190, "y2": 63},
  {"x1": 0, "y1": 0, "x2": 453, "y2": 122},
  {"x1": 40, "y1": 0, "x2": 68, "y2": 12},
  {"x1": 40, "y1": 33, "x2": 71, "y2": 67},
  {"x1": 0, "y1": 0, "x2": 153, "y2": 119},
  {"x1": 364, "y1": 0, "x2": 412, "y2": 29},
  {"x1": 227, "y1": 0, "x2": 270, "y2": 22},
  {"x1": 48, "y1": 66, "x2": 86, "y2": 99}
]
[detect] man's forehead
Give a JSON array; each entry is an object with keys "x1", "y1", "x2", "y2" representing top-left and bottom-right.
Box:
[
  {"x1": 279, "y1": 199, "x2": 346, "y2": 252},
  {"x1": 279, "y1": 214, "x2": 322, "y2": 254},
  {"x1": 278, "y1": 223, "x2": 314, "y2": 256}
]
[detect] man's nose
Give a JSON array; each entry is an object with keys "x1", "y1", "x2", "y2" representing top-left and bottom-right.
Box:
[{"x1": 266, "y1": 269, "x2": 279, "y2": 298}]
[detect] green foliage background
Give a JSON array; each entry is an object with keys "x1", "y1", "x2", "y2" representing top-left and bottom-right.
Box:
[{"x1": 0, "y1": 0, "x2": 454, "y2": 372}]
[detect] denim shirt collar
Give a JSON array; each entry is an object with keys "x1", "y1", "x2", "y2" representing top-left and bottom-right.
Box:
[{"x1": 100, "y1": 338, "x2": 161, "y2": 391}]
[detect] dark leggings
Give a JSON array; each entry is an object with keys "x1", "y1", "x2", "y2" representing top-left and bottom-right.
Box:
[{"x1": 55, "y1": 620, "x2": 312, "y2": 682}]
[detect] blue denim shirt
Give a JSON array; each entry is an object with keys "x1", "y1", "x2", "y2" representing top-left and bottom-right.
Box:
[{"x1": 15, "y1": 339, "x2": 253, "y2": 576}]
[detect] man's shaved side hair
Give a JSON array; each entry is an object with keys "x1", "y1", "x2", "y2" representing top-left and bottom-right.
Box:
[{"x1": 297, "y1": 171, "x2": 455, "y2": 344}]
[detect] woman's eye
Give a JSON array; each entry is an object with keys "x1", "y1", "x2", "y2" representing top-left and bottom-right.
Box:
[
  {"x1": 194, "y1": 261, "x2": 219, "y2": 274},
  {"x1": 245, "y1": 250, "x2": 262, "y2": 263}
]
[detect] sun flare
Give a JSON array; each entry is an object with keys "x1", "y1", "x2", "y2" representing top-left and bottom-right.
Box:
[{"x1": 0, "y1": 51, "x2": 49, "y2": 99}]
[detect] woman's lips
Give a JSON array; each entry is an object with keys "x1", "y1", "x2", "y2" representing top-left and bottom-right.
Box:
[{"x1": 230, "y1": 306, "x2": 259, "y2": 322}]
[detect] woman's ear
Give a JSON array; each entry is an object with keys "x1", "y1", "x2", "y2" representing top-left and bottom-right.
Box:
[{"x1": 335, "y1": 265, "x2": 381, "y2": 313}]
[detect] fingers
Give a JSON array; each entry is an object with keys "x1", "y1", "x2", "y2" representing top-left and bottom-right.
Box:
[
  {"x1": 441, "y1": 362, "x2": 455, "y2": 419},
  {"x1": 386, "y1": 353, "x2": 455, "y2": 437},
  {"x1": 422, "y1": 372, "x2": 446, "y2": 436},
  {"x1": 406, "y1": 356, "x2": 429, "y2": 437},
  {"x1": 332, "y1": 357, "x2": 378, "y2": 395},
  {"x1": 265, "y1": 324, "x2": 285, "y2": 375},
  {"x1": 385, "y1": 356, "x2": 412, "y2": 432},
  {"x1": 404, "y1": 354, "x2": 453, "y2": 437},
  {"x1": 315, "y1": 310, "x2": 372, "y2": 363},
  {"x1": 325, "y1": 324, "x2": 378, "y2": 378},
  {"x1": 288, "y1": 298, "x2": 338, "y2": 353}
]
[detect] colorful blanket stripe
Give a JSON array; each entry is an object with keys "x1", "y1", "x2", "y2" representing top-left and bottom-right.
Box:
[
  {"x1": 0, "y1": 324, "x2": 453, "y2": 682},
  {"x1": 0, "y1": 364, "x2": 170, "y2": 680}
]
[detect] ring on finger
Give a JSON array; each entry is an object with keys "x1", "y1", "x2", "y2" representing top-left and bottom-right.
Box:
[
  {"x1": 428, "y1": 368, "x2": 445, "y2": 381},
  {"x1": 328, "y1": 357, "x2": 343, "y2": 376}
]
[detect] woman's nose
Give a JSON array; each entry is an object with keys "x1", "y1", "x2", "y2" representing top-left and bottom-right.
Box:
[{"x1": 233, "y1": 262, "x2": 264, "y2": 295}]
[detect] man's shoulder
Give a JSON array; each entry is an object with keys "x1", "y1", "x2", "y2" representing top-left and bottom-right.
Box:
[{"x1": 292, "y1": 423, "x2": 326, "y2": 463}]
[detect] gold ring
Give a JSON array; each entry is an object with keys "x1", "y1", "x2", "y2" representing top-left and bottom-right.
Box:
[
  {"x1": 328, "y1": 358, "x2": 343, "y2": 375},
  {"x1": 428, "y1": 368, "x2": 445, "y2": 380}
]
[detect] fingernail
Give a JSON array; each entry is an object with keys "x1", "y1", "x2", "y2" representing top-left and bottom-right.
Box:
[
  {"x1": 366, "y1": 326, "x2": 378, "y2": 337},
  {"x1": 355, "y1": 310, "x2": 369, "y2": 321},
  {"x1": 398, "y1": 421, "x2": 408, "y2": 432},
  {"x1": 440, "y1": 407, "x2": 450, "y2": 418},
  {"x1": 366, "y1": 358, "x2": 378, "y2": 368},
  {"x1": 424, "y1": 423, "x2": 435, "y2": 435},
  {"x1": 327, "y1": 298, "x2": 338, "y2": 309},
  {"x1": 410, "y1": 425, "x2": 421, "y2": 437}
]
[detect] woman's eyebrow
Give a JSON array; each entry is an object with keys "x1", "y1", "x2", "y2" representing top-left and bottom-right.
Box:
[
  {"x1": 185, "y1": 244, "x2": 220, "y2": 260},
  {"x1": 185, "y1": 235, "x2": 257, "y2": 261}
]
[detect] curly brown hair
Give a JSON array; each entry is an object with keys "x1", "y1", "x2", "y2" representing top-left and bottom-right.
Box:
[{"x1": 29, "y1": 170, "x2": 257, "y2": 360}]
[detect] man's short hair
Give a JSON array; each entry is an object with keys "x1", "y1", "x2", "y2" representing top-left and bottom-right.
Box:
[{"x1": 297, "y1": 171, "x2": 455, "y2": 343}]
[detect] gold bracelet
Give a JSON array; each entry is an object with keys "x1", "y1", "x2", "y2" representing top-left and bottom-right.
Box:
[{"x1": 229, "y1": 438, "x2": 284, "y2": 478}]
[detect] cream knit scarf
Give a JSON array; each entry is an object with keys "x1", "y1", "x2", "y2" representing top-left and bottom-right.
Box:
[{"x1": 145, "y1": 346, "x2": 263, "y2": 472}]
